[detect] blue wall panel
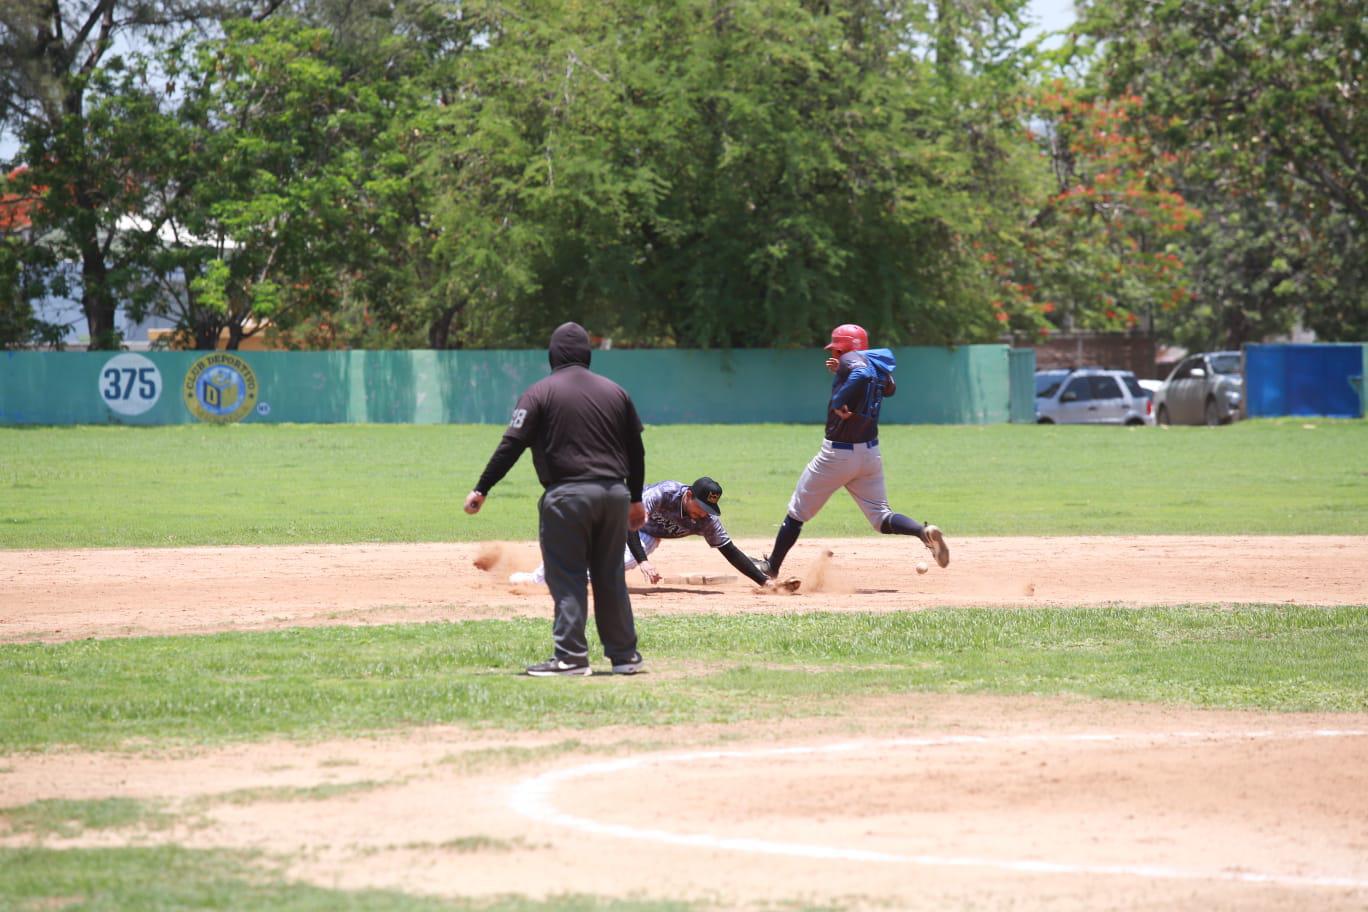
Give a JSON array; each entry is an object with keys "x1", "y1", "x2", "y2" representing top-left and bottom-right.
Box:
[{"x1": 1244, "y1": 343, "x2": 1367, "y2": 418}]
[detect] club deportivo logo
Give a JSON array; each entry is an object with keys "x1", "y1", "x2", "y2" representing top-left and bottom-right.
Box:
[{"x1": 183, "y1": 353, "x2": 259, "y2": 424}]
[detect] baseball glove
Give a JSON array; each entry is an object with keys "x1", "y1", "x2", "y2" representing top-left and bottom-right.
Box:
[{"x1": 775, "y1": 576, "x2": 801, "y2": 593}]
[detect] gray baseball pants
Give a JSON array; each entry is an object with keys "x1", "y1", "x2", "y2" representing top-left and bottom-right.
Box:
[
  {"x1": 786, "y1": 439, "x2": 893, "y2": 530},
  {"x1": 539, "y1": 479, "x2": 639, "y2": 663}
]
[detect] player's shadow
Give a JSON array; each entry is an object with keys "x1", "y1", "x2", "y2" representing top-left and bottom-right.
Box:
[
  {"x1": 855, "y1": 588, "x2": 899, "y2": 594},
  {"x1": 629, "y1": 586, "x2": 727, "y2": 596}
]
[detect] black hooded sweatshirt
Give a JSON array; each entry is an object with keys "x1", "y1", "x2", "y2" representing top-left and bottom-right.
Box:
[{"x1": 474, "y1": 322, "x2": 645, "y2": 501}]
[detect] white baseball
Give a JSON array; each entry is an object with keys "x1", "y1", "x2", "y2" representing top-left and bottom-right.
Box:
[{"x1": 916, "y1": 561, "x2": 929, "y2": 574}]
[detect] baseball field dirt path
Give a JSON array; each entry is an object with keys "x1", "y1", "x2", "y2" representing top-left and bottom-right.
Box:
[
  {"x1": 3, "y1": 537, "x2": 1366, "y2": 910},
  {"x1": 2, "y1": 535, "x2": 1366, "y2": 642}
]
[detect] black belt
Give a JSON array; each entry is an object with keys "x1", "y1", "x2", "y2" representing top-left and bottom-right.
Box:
[{"x1": 829, "y1": 438, "x2": 878, "y2": 450}]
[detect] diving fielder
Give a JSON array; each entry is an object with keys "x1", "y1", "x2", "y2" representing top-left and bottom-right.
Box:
[
  {"x1": 758, "y1": 323, "x2": 949, "y2": 580},
  {"x1": 512, "y1": 477, "x2": 792, "y2": 589}
]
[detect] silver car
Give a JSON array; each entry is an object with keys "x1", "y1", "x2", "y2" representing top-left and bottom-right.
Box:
[
  {"x1": 1154, "y1": 351, "x2": 1243, "y2": 426},
  {"x1": 1036, "y1": 368, "x2": 1156, "y2": 426}
]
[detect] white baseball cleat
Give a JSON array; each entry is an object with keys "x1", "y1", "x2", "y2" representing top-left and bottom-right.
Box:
[{"x1": 923, "y1": 524, "x2": 950, "y2": 568}]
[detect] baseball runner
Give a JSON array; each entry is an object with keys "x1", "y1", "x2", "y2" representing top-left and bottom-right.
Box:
[
  {"x1": 511, "y1": 477, "x2": 799, "y2": 591},
  {"x1": 758, "y1": 323, "x2": 949, "y2": 580}
]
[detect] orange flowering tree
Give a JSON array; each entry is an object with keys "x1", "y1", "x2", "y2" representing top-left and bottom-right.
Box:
[{"x1": 989, "y1": 84, "x2": 1199, "y2": 341}]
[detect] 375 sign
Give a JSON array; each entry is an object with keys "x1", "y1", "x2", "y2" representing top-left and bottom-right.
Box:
[{"x1": 97, "y1": 353, "x2": 164, "y2": 417}]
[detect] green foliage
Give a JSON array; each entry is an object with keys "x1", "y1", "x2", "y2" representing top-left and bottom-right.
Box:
[
  {"x1": 1152, "y1": 194, "x2": 1309, "y2": 352},
  {"x1": 133, "y1": 17, "x2": 410, "y2": 349},
  {"x1": 419, "y1": 0, "x2": 1042, "y2": 348},
  {"x1": 4, "y1": 1, "x2": 1362, "y2": 352},
  {"x1": 188, "y1": 258, "x2": 230, "y2": 317},
  {"x1": 1078, "y1": 0, "x2": 1368, "y2": 346},
  {"x1": 2, "y1": 607, "x2": 1364, "y2": 751},
  {"x1": 992, "y1": 88, "x2": 1199, "y2": 341},
  {"x1": 0, "y1": 1, "x2": 271, "y2": 348},
  {"x1": 0, "y1": 236, "x2": 67, "y2": 349},
  {"x1": 1, "y1": 421, "x2": 1366, "y2": 549}
]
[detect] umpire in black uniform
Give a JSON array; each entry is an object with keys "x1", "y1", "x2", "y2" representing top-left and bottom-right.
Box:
[{"x1": 465, "y1": 322, "x2": 647, "y2": 677}]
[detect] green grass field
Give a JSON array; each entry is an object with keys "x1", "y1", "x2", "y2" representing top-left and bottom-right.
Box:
[
  {"x1": 3, "y1": 607, "x2": 1365, "y2": 753},
  {"x1": 1, "y1": 846, "x2": 677, "y2": 911},
  {"x1": 3, "y1": 420, "x2": 1366, "y2": 911},
  {"x1": 2, "y1": 418, "x2": 1366, "y2": 548}
]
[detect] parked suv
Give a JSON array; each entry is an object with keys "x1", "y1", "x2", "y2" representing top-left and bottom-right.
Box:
[
  {"x1": 1153, "y1": 351, "x2": 1243, "y2": 426},
  {"x1": 1036, "y1": 368, "x2": 1155, "y2": 426}
]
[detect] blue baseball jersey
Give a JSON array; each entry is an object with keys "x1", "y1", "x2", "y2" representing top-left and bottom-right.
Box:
[
  {"x1": 640, "y1": 480, "x2": 730, "y2": 548},
  {"x1": 826, "y1": 348, "x2": 897, "y2": 444}
]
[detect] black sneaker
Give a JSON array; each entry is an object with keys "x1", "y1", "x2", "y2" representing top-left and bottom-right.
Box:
[
  {"x1": 756, "y1": 555, "x2": 777, "y2": 580},
  {"x1": 611, "y1": 652, "x2": 645, "y2": 675},
  {"x1": 526, "y1": 657, "x2": 592, "y2": 677},
  {"x1": 923, "y1": 524, "x2": 950, "y2": 568}
]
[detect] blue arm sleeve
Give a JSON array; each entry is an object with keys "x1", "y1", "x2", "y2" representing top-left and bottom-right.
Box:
[{"x1": 829, "y1": 364, "x2": 875, "y2": 412}]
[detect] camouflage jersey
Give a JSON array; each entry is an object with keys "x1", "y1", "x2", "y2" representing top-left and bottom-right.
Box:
[{"x1": 640, "y1": 480, "x2": 730, "y2": 548}]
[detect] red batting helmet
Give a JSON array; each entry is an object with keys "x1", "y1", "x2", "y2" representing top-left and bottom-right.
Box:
[{"x1": 824, "y1": 323, "x2": 869, "y2": 354}]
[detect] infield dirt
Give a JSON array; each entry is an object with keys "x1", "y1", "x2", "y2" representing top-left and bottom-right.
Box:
[
  {"x1": 2, "y1": 536, "x2": 1366, "y2": 910},
  {"x1": 3, "y1": 535, "x2": 1366, "y2": 642}
]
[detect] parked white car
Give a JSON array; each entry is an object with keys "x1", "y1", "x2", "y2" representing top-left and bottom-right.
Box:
[
  {"x1": 1036, "y1": 368, "x2": 1155, "y2": 426},
  {"x1": 1138, "y1": 378, "x2": 1163, "y2": 397},
  {"x1": 1154, "y1": 351, "x2": 1243, "y2": 426}
]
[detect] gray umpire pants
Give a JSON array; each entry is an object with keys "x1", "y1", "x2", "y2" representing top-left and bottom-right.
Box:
[{"x1": 538, "y1": 479, "x2": 638, "y2": 663}]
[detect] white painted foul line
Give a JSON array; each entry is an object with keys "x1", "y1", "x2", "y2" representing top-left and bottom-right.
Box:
[{"x1": 508, "y1": 730, "x2": 1368, "y2": 890}]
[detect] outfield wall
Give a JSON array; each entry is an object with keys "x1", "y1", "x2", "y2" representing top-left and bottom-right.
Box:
[
  {"x1": 1006, "y1": 347, "x2": 1037, "y2": 423},
  {"x1": 1244, "y1": 343, "x2": 1367, "y2": 419},
  {"x1": 0, "y1": 345, "x2": 1019, "y2": 426}
]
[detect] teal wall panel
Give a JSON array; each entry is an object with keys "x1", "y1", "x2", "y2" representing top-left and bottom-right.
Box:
[
  {"x1": 1007, "y1": 348, "x2": 1038, "y2": 423},
  {"x1": 0, "y1": 346, "x2": 1013, "y2": 426},
  {"x1": 564, "y1": 344, "x2": 1010, "y2": 424}
]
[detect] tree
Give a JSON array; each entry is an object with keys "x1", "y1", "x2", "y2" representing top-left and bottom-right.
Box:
[
  {"x1": 0, "y1": 1, "x2": 284, "y2": 349},
  {"x1": 0, "y1": 237, "x2": 67, "y2": 349},
  {"x1": 249, "y1": 0, "x2": 496, "y2": 349},
  {"x1": 419, "y1": 0, "x2": 1048, "y2": 349},
  {"x1": 134, "y1": 18, "x2": 408, "y2": 349},
  {"x1": 1079, "y1": 0, "x2": 1367, "y2": 343},
  {"x1": 990, "y1": 87, "x2": 1199, "y2": 341},
  {"x1": 0, "y1": 168, "x2": 68, "y2": 348}
]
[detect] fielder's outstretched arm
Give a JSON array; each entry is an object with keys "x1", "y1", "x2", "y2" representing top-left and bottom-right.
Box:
[
  {"x1": 626, "y1": 529, "x2": 649, "y2": 564},
  {"x1": 717, "y1": 541, "x2": 770, "y2": 585}
]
